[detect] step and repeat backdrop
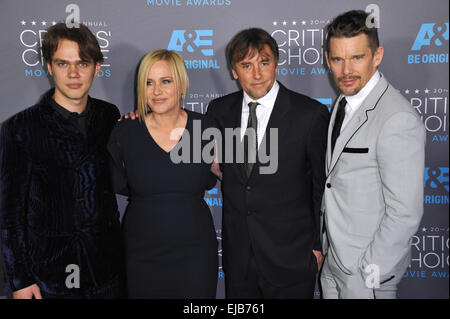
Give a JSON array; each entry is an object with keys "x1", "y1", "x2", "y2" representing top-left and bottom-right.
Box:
[{"x1": 0, "y1": 0, "x2": 448, "y2": 299}]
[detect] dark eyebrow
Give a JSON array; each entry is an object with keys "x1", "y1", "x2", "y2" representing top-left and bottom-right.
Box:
[{"x1": 53, "y1": 58, "x2": 91, "y2": 63}]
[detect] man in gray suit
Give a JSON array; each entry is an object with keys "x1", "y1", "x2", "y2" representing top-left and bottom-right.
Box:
[{"x1": 320, "y1": 10, "x2": 426, "y2": 299}]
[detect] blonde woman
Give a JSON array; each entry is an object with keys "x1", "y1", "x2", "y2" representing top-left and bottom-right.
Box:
[{"x1": 108, "y1": 50, "x2": 218, "y2": 298}]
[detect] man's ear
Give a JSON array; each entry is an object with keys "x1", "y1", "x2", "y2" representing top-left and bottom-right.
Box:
[
  {"x1": 231, "y1": 68, "x2": 238, "y2": 80},
  {"x1": 47, "y1": 62, "x2": 53, "y2": 76},
  {"x1": 94, "y1": 62, "x2": 101, "y2": 76},
  {"x1": 325, "y1": 51, "x2": 330, "y2": 67},
  {"x1": 373, "y1": 46, "x2": 384, "y2": 68}
]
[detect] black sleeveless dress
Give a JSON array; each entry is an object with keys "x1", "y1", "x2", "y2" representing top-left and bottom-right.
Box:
[{"x1": 107, "y1": 110, "x2": 218, "y2": 298}]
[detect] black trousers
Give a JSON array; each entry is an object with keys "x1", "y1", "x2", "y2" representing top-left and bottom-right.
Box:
[{"x1": 225, "y1": 251, "x2": 316, "y2": 299}]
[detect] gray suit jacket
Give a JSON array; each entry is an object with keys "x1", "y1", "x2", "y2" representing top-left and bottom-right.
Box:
[{"x1": 320, "y1": 73, "x2": 426, "y2": 285}]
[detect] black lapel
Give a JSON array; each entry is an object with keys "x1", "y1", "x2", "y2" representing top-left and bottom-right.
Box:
[
  {"x1": 86, "y1": 98, "x2": 110, "y2": 153},
  {"x1": 227, "y1": 91, "x2": 246, "y2": 182},
  {"x1": 263, "y1": 83, "x2": 291, "y2": 139}
]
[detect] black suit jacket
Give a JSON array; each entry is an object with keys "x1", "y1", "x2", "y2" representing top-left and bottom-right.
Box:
[{"x1": 207, "y1": 82, "x2": 329, "y2": 287}]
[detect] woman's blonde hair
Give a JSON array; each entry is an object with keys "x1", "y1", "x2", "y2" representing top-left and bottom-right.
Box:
[{"x1": 136, "y1": 49, "x2": 188, "y2": 119}]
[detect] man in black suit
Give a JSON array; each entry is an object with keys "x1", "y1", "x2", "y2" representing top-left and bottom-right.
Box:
[{"x1": 207, "y1": 28, "x2": 330, "y2": 298}]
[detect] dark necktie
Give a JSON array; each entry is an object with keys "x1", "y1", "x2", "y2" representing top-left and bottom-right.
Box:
[
  {"x1": 244, "y1": 101, "x2": 259, "y2": 178},
  {"x1": 331, "y1": 97, "x2": 347, "y2": 154}
]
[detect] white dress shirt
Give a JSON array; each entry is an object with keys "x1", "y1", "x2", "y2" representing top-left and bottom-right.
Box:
[
  {"x1": 240, "y1": 81, "x2": 280, "y2": 147},
  {"x1": 340, "y1": 71, "x2": 381, "y2": 132}
]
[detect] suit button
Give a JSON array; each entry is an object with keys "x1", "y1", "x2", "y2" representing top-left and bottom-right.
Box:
[
  {"x1": 246, "y1": 185, "x2": 252, "y2": 191},
  {"x1": 326, "y1": 183, "x2": 331, "y2": 188}
]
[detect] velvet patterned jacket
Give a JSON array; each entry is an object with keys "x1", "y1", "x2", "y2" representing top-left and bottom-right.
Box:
[{"x1": 0, "y1": 89, "x2": 123, "y2": 297}]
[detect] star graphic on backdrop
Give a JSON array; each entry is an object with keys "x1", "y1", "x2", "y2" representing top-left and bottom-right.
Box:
[
  {"x1": 283, "y1": 21, "x2": 287, "y2": 26},
  {"x1": 424, "y1": 89, "x2": 430, "y2": 94},
  {"x1": 302, "y1": 20, "x2": 306, "y2": 25},
  {"x1": 293, "y1": 21, "x2": 297, "y2": 25},
  {"x1": 415, "y1": 89, "x2": 420, "y2": 94},
  {"x1": 422, "y1": 227, "x2": 427, "y2": 232},
  {"x1": 42, "y1": 21, "x2": 47, "y2": 26},
  {"x1": 405, "y1": 89, "x2": 410, "y2": 94},
  {"x1": 273, "y1": 21, "x2": 277, "y2": 26},
  {"x1": 52, "y1": 21, "x2": 57, "y2": 25},
  {"x1": 21, "y1": 20, "x2": 26, "y2": 25}
]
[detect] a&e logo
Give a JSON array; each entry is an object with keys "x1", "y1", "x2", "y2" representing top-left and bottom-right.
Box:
[
  {"x1": 168, "y1": 29, "x2": 219, "y2": 70},
  {"x1": 424, "y1": 167, "x2": 449, "y2": 205},
  {"x1": 168, "y1": 30, "x2": 213, "y2": 56},
  {"x1": 408, "y1": 23, "x2": 449, "y2": 64},
  {"x1": 411, "y1": 23, "x2": 449, "y2": 51}
]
